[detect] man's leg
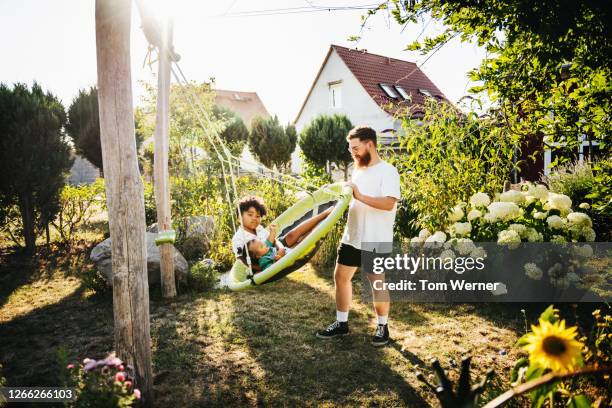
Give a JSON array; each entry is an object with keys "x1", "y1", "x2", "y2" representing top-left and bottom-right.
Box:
[
  {"x1": 283, "y1": 207, "x2": 333, "y2": 247},
  {"x1": 366, "y1": 260, "x2": 391, "y2": 347},
  {"x1": 335, "y1": 263, "x2": 358, "y2": 313}
]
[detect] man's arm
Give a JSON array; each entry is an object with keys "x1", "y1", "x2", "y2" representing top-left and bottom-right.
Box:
[{"x1": 347, "y1": 182, "x2": 397, "y2": 211}]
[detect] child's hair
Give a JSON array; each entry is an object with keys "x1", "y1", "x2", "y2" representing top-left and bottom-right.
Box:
[
  {"x1": 246, "y1": 239, "x2": 260, "y2": 261},
  {"x1": 237, "y1": 196, "x2": 267, "y2": 218}
]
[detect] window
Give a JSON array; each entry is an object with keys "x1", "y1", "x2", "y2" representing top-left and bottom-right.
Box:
[
  {"x1": 395, "y1": 86, "x2": 410, "y2": 100},
  {"x1": 379, "y1": 83, "x2": 399, "y2": 99},
  {"x1": 543, "y1": 136, "x2": 602, "y2": 175},
  {"x1": 329, "y1": 82, "x2": 342, "y2": 108},
  {"x1": 418, "y1": 88, "x2": 432, "y2": 97}
]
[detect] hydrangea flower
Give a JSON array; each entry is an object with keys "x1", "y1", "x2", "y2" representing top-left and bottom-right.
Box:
[
  {"x1": 566, "y1": 212, "x2": 592, "y2": 228},
  {"x1": 467, "y1": 209, "x2": 482, "y2": 221},
  {"x1": 448, "y1": 206, "x2": 465, "y2": 222},
  {"x1": 469, "y1": 192, "x2": 491, "y2": 207},
  {"x1": 487, "y1": 202, "x2": 520, "y2": 221},
  {"x1": 418, "y1": 229, "x2": 432, "y2": 239},
  {"x1": 527, "y1": 184, "x2": 549, "y2": 200},
  {"x1": 546, "y1": 215, "x2": 565, "y2": 230},
  {"x1": 497, "y1": 229, "x2": 521, "y2": 249},
  {"x1": 450, "y1": 222, "x2": 472, "y2": 237},
  {"x1": 551, "y1": 235, "x2": 567, "y2": 244},
  {"x1": 546, "y1": 193, "x2": 572, "y2": 213},
  {"x1": 499, "y1": 190, "x2": 526, "y2": 204},
  {"x1": 578, "y1": 202, "x2": 590, "y2": 210},
  {"x1": 508, "y1": 224, "x2": 528, "y2": 239},
  {"x1": 524, "y1": 263, "x2": 543, "y2": 280},
  {"x1": 425, "y1": 231, "x2": 447, "y2": 243}
]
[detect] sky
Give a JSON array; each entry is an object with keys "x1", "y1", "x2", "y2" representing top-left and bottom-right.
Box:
[{"x1": 0, "y1": 0, "x2": 487, "y2": 124}]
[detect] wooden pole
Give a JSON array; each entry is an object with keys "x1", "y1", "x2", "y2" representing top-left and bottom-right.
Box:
[
  {"x1": 94, "y1": 0, "x2": 153, "y2": 405},
  {"x1": 154, "y1": 18, "x2": 177, "y2": 298}
]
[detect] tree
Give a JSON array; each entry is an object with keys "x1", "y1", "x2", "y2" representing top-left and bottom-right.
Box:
[
  {"x1": 299, "y1": 114, "x2": 353, "y2": 180},
  {"x1": 248, "y1": 115, "x2": 297, "y2": 171},
  {"x1": 138, "y1": 81, "x2": 226, "y2": 176},
  {"x1": 66, "y1": 87, "x2": 103, "y2": 169},
  {"x1": 213, "y1": 105, "x2": 249, "y2": 156},
  {"x1": 67, "y1": 86, "x2": 147, "y2": 172},
  {"x1": 371, "y1": 1, "x2": 610, "y2": 170},
  {"x1": 0, "y1": 82, "x2": 73, "y2": 253}
]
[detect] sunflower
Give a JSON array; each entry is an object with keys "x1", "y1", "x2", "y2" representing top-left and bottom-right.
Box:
[{"x1": 522, "y1": 318, "x2": 584, "y2": 373}]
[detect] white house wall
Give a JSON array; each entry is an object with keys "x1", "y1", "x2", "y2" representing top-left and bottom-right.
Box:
[{"x1": 292, "y1": 49, "x2": 395, "y2": 173}]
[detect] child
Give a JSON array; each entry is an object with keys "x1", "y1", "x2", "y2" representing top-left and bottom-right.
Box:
[
  {"x1": 232, "y1": 196, "x2": 286, "y2": 268},
  {"x1": 247, "y1": 207, "x2": 333, "y2": 271}
]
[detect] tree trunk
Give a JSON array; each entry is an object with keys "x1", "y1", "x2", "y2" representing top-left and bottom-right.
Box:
[
  {"x1": 95, "y1": 0, "x2": 153, "y2": 405},
  {"x1": 19, "y1": 193, "x2": 36, "y2": 254},
  {"x1": 45, "y1": 222, "x2": 50, "y2": 245}
]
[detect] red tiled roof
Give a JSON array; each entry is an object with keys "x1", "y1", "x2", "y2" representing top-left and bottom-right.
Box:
[
  {"x1": 295, "y1": 44, "x2": 448, "y2": 122},
  {"x1": 332, "y1": 44, "x2": 447, "y2": 112}
]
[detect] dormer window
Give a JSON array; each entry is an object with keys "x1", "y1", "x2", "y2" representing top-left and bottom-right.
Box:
[
  {"x1": 394, "y1": 86, "x2": 410, "y2": 100},
  {"x1": 418, "y1": 88, "x2": 432, "y2": 97},
  {"x1": 379, "y1": 83, "x2": 399, "y2": 99}
]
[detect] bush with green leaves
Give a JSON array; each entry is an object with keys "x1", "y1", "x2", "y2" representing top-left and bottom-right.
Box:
[
  {"x1": 542, "y1": 158, "x2": 611, "y2": 241},
  {"x1": 52, "y1": 179, "x2": 106, "y2": 243},
  {"x1": 299, "y1": 114, "x2": 353, "y2": 180},
  {"x1": 248, "y1": 115, "x2": 297, "y2": 172},
  {"x1": 412, "y1": 183, "x2": 596, "y2": 245},
  {"x1": 389, "y1": 98, "x2": 520, "y2": 233},
  {"x1": 187, "y1": 260, "x2": 220, "y2": 292}
]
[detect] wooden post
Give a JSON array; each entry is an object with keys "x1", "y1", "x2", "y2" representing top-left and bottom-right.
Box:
[
  {"x1": 95, "y1": 0, "x2": 153, "y2": 405},
  {"x1": 154, "y1": 18, "x2": 177, "y2": 298}
]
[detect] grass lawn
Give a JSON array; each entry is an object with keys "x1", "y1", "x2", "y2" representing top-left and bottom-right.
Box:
[{"x1": 0, "y1": 242, "x2": 602, "y2": 407}]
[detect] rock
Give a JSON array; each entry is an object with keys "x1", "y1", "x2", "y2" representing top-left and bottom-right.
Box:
[
  {"x1": 181, "y1": 216, "x2": 215, "y2": 260},
  {"x1": 147, "y1": 223, "x2": 158, "y2": 233},
  {"x1": 90, "y1": 232, "x2": 188, "y2": 287}
]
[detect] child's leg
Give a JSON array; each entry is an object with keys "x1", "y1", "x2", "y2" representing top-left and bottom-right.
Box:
[{"x1": 283, "y1": 207, "x2": 333, "y2": 247}]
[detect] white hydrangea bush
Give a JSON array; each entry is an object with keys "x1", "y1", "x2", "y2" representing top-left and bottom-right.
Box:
[{"x1": 408, "y1": 183, "x2": 598, "y2": 289}]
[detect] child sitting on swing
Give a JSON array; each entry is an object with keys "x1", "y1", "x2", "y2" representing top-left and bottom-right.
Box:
[{"x1": 246, "y1": 206, "x2": 334, "y2": 271}]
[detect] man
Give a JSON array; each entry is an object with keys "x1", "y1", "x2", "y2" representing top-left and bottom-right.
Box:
[{"x1": 316, "y1": 125, "x2": 400, "y2": 346}]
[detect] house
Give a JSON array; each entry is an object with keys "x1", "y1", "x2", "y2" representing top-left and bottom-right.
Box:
[
  {"x1": 214, "y1": 88, "x2": 271, "y2": 174},
  {"x1": 214, "y1": 89, "x2": 270, "y2": 129},
  {"x1": 292, "y1": 44, "x2": 447, "y2": 174}
]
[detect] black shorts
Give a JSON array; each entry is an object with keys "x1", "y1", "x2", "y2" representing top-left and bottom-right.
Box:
[{"x1": 336, "y1": 243, "x2": 389, "y2": 274}]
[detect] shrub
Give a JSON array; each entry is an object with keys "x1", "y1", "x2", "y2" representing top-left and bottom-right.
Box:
[
  {"x1": 411, "y1": 184, "x2": 596, "y2": 244},
  {"x1": 311, "y1": 218, "x2": 344, "y2": 271},
  {"x1": 542, "y1": 158, "x2": 611, "y2": 241},
  {"x1": 142, "y1": 180, "x2": 157, "y2": 227},
  {"x1": 58, "y1": 350, "x2": 140, "y2": 407},
  {"x1": 187, "y1": 260, "x2": 219, "y2": 292},
  {"x1": 82, "y1": 266, "x2": 111, "y2": 296},
  {"x1": 52, "y1": 179, "x2": 105, "y2": 243},
  {"x1": 388, "y1": 98, "x2": 520, "y2": 231}
]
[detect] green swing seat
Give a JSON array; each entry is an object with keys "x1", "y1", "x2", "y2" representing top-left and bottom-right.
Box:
[{"x1": 226, "y1": 182, "x2": 352, "y2": 291}]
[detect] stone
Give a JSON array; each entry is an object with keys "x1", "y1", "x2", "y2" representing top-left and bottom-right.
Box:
[
  {"x1": 181, "y1": 216, "x2": 215, "y2": 260},
  {"x1": 90, "y1": 232, "x2": 189, "y2": 287}
]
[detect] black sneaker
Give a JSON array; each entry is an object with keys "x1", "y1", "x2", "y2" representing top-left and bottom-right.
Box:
[
  {"x1": 316, "y1": 320, "x2": 349, "y2": 339},
  {"x1": 371, "y1": 324, "x2": 390, "y2": 346}
]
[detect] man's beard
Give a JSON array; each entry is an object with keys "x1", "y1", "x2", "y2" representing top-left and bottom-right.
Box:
[{"x1": 354, "y1": 151, "x2": 371, "y2": 167}]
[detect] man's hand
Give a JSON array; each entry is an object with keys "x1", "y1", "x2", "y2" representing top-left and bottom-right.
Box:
[
  {"x1": 274, "y1": 248, "x2": 286, "y2": 260},
  {"x1": 346, "y1": 182, "x2": 397, "y2": 211},
  {"x1": 346, "y1": 182, "x2": 361, "y2": 201}
]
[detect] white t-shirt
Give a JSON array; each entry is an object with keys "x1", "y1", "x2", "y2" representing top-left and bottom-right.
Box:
[
  {"x1": 341, "y1": 160, "x2": 401, "y2": 251},
  {"x1": 231, "y1": 225, "x2": 270, "y2": 257}
]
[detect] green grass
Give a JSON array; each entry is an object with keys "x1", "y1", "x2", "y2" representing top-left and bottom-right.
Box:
[{"x1": 0, "y1": 237, "x2": 605, "y2": 407}]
